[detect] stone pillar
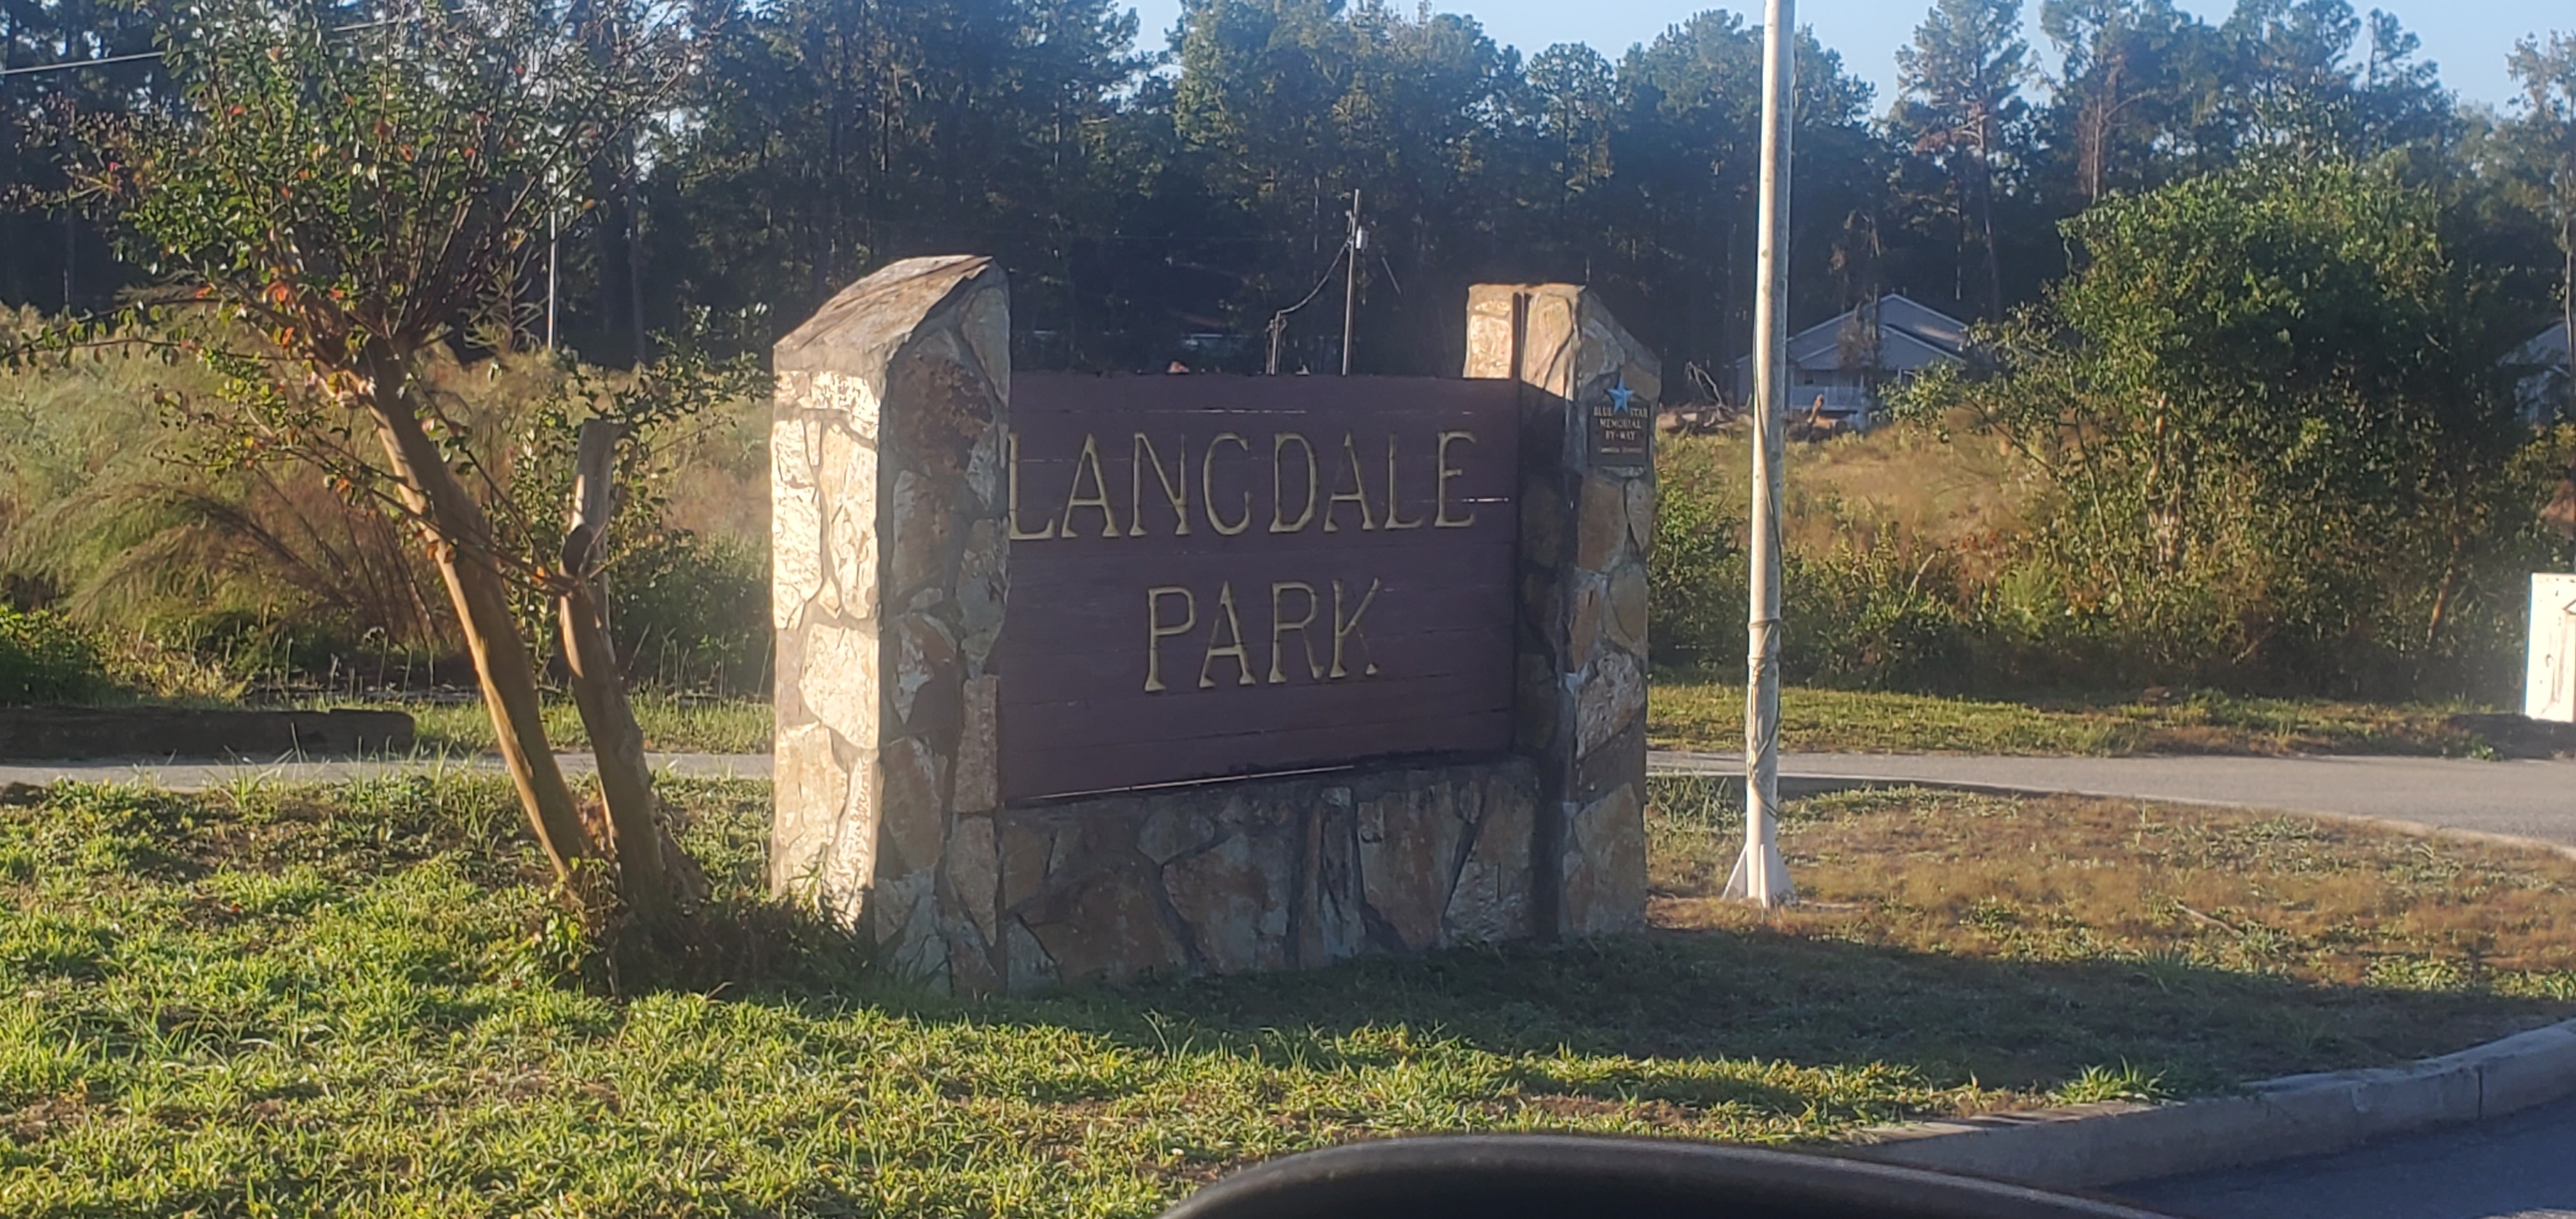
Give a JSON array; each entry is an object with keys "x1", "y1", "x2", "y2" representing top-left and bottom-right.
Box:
[
  {"x1": 770, "y1": 255, "x2": 1010, "y2": 990},
  {"x1": 1465, "y1": 284, "x2": 1655, "y2": 937}
]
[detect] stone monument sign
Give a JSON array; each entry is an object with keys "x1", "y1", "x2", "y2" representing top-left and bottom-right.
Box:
[{"x1": 771, "y1": 256, "x2": 1657, "y2": 992}]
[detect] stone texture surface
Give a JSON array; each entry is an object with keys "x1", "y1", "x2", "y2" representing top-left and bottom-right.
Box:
[
  {"x1": 771, "y1": 254, "x2": 1010, "y2": 986},
  {"x1": 1444, "y1": 788, "x2": 1533, "y2": 942},
  {"x1": 1466, "y1": 282, "x2": 1653, "y2": 939},
  {"x1": 1560, "y1": 783, "x2": 1648, "y2": 938},
  {"x1": 995, "y1": 757, "x2": 1539, "y2": 985},
  {"x1": 776, "y1": 268, "x2": 1648, "y2": 992}
]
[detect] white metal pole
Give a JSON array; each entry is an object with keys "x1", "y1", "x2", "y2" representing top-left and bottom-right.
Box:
[
  {"x1": 1726, "y1": 0, "x2": 1795, "y2": 908},
  {"x1": 1341, "y1": 189, "x2": 1361, "y2": 376},
  {"x1": 546, "y1": 207, "x2": 560, "y2": 351}
]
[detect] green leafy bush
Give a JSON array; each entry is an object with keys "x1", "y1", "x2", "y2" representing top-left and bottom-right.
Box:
[
  {"x1": 1782, "y1": 547, "x2": 1978, "y2": 691},
  {"x1": 604, "y1": 533, "x2": 769, "y2": 695},
  {"x1": 0, "y1": 604, "x2": 107, "y2": 703},
  {"x1": 1647, "y1": 439, "x2": 1747, "y2": 670},
  {"x1": 1890, "y1": 158, "x2": 2558, "y2": 699}
]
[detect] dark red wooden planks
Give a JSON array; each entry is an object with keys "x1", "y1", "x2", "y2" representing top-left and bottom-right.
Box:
[{"x1": 999, "y1": 374, "x2": 1519, "y2": 801}]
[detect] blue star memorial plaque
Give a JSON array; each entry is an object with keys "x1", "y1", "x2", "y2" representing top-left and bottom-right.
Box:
[{"x1": 1587, "y1": 371, "x2": 1652, "y2": 472}]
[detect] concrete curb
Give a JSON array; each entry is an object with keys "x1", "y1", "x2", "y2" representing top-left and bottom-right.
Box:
[{"x1": 1841, "y1": 1018, "x2": 2576, "y2": 1190}]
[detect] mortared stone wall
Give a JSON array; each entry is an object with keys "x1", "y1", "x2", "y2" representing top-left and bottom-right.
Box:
[{"x1": 771, "y1": 257, "x2": 1650, "y2": 992}]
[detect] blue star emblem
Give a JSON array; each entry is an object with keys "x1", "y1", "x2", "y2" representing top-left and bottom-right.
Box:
[{"x1": 1606, "y1": 374, "x2": 1637, "y2": 414}]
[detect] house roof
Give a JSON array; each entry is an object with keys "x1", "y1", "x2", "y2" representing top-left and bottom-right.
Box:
[
  {"x1": 2508, "y1": 320, "x2": 2572, "y2": 371},
  {"x1": 1734, "y1": 293, "x2": 1972, "y2": 374}
]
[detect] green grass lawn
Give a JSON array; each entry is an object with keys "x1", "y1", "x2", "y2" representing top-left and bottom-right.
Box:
[
  {"x1": 1650, "y1": 677, "x2": 2490, "y2": 757},
  {"x1": 8, "y1": 774, "x2": 2575, "y2": 1215},
  {"x1": 365, "y1": 678, "x2": 2491, "y2": 763},
  {"x1": 394, "y1": 681, "x2": 2496, "y2": 762},
  {"x1": 360, "y1": 693, "x2": 775, "y2": 756},
  {"x1": 33, "y1": 689, "x2": 773, "y2": 756}
]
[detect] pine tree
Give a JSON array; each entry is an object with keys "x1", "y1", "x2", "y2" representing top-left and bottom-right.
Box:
[{"x1": 1893, "y1": 0, "x2": 2032, "y2": 319}]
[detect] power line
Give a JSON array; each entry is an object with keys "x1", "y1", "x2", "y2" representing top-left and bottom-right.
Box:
[
  {"x1": 1, "y1": 17, "x2": 417, "y2": 78},
  {"x1": 1264, "y1": 217, "x2": 1353, "y2": 374},
  {"x1": 1, "y1": 48, "x2": 164, "y2": 78}
]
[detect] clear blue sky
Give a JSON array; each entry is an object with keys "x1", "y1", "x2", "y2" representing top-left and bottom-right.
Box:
[{"x1": 1120, "y1": 0, "x2": 2566, "y2": 114}]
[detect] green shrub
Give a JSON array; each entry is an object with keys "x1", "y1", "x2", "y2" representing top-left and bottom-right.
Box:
[
  {"x1": 1886, "y1": 160, "x2": 2559, "y2": 701},
  {"x1": 1646, "y1": 416, "x2": 2562, "y2": 702},
  {"x1": 1782, "y1": 547, "x2": 1978, "y2": 691},
  {"x1": 0, "y1": 604, "x2": 108, "y2": 703},
  {"x1": 1647, "y1": 440, "x2": 1747, "y2": 670},
  {"x1": 604, "y1": 533, "x2": 769, "y2": 695}
]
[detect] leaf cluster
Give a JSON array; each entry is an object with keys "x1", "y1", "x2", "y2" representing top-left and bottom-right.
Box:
[
  {"x1": 72, "y1": 0, "x2": 694, "y2": 369},
  {"x1": 1898, "y1": 156, "x2": 2554, "y2": 690}
]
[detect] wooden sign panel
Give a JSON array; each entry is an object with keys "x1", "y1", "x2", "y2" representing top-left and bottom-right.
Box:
[{"x1": 999, "y1": 374, "x2": 1521, "y2": 801}]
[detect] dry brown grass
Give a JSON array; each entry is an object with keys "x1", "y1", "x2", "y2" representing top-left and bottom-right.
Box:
[
  {"x1": 1664, "y1": 419, "x2": 2039, "y2": 555},
  {"x1": 1647, "y1": 781, "x2": 2576, "y2": 1087}
]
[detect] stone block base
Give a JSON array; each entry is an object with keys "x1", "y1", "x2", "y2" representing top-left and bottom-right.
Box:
[{"x1": 985, "y1": 756, "x2": 1538, "y2": 989}]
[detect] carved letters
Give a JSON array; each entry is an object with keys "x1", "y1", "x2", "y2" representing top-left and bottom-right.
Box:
[
  {"x1": 1011, "y1": 427, "x2": 1480, "y2": 543},
  {"x1": 1000, "y1": 373, "x2": 1517, "y2": 801},
  {"x1": 1009, "y1": 427, "x2": 1476, "y2": 695}
]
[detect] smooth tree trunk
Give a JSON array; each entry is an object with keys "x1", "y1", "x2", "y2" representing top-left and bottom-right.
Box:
[
  {"x1": 358, "y1": 351, "x2": 599, "y2": 893},
  {"x1": 557, "y1": 420, "x2": 697, "y2": 929},
  {"x1": 558, "y1": 581, "x2": 696, "y2": 923}
]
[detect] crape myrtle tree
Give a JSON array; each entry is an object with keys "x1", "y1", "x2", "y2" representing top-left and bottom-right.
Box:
[{"x1": 36, "y1": 0, "x2": 760, "y2": 946}]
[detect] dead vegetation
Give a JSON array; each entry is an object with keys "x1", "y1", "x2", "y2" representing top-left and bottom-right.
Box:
[{"x1": 1650, "y1": 781, "x2": 2576, "y2": 1082}]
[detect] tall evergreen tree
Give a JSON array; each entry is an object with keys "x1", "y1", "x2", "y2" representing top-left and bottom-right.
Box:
[
  {"x1": 1, "y1": 0, "x2": 2559, "y2": 394},
  {"x1": 2039, "y1": 0, "x2": 2198, "y2": 203},
  {"x1": 1892, "y1": 0, "x2": 2032, "y2": 319},
  {"x1": 2506, "y1": 33, "x2": 2575, "y2": 415}
]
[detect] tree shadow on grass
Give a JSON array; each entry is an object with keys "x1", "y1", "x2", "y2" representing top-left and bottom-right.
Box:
[
  {"x1": 33, "y1": 774, "x2": 2561, "y2": 1116},
  {"x1": 982, "y1": 925, "x2": 2575, "y2": 1101}
]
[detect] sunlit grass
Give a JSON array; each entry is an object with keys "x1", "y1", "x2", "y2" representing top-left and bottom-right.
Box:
[
  {"x1": 355, "y1": 678, "x2": 2491, "y2": 763},
  {"x1": 6, "y1": 774, "x2": 2572, "y2": 1215},
  {"x1": 353, "y1": 693, "x2": 774, "y2": 756},
  {"x1": 1649, "y1": 677, "x2": 2487, "y2": 757}
]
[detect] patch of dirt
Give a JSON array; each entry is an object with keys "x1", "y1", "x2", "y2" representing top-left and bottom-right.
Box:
[{"x1": 4, "y1": 1094, "x2": 97, "y2": 1140}]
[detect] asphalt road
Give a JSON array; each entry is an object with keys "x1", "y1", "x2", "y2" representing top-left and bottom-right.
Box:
[
  {"x1": 0, "y1": 751, "x2": 775, "y2": 790},
  {"x1": 1650, "y1": 751, "x2": 2576, "y2": 848},
  {"x1": 2112, "y1": 1091, "x2": 2576, "y2": 1218},
  {"x1": 10, "y1": 748, "x2": 2575, "y2": 848}
]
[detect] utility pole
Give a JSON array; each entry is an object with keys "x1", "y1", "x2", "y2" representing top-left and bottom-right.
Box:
[
  {"x1": 546, "y1": 206, "x2": 560, "y2": 351},
  {"x1": 1341, "y1": 189, "x2": 1363, "y2": 375},
  {"x1": 1726, "y1": 0, "x2": 1796, "y2": 908},
  {"x1": 1264, "y1": 202, "x2": 1359, "y2": 375}
]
